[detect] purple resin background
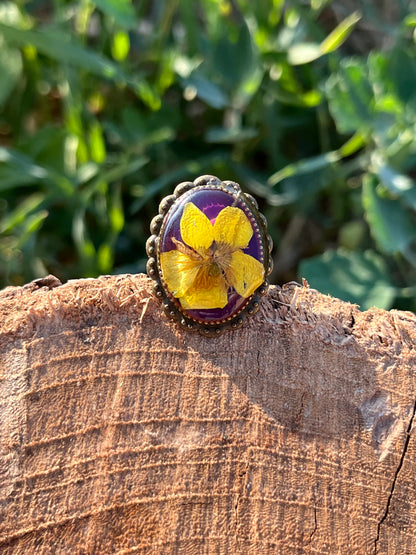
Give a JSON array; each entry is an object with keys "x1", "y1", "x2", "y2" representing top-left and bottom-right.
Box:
[{"x1": 159, "y1": 188, "x2": 264, "y2": 322}]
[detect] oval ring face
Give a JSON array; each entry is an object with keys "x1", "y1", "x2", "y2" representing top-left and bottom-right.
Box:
[{"x1": 146, "y1": 175, "x2": 272, "y2": 335}]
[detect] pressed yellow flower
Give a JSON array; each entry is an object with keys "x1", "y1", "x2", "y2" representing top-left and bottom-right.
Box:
[{"x1": 160, "y1": 202, "x2": 264, "y2": 309}]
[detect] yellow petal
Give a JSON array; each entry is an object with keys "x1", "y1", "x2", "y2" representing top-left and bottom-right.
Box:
[
  {"x1": 226, "y1": 250, "x2": 264, "y2": 298},
  {"x1": 213, "y1": 206, "x2": 253, "y2": 249},
  {"x1": 160, "y1": 250, "x2": 200, "y2": 298},
  {"x1": 180, "y1": 202, "x2": 213, "y2": 253},
  {"x1": 179, "y1": 266, "x2": 228, "y2": 309}
]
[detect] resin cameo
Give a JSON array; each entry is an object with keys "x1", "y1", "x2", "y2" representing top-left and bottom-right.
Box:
[{"x1": 146, "y1": 175, "x2": 273, "y2": 335}]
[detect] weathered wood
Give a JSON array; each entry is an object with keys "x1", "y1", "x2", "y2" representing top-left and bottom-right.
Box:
[{"x1": 0, "y1": 273, "x2": 415, "y2": 554}]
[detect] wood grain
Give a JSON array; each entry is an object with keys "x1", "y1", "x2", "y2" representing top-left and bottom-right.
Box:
[{"x1": 0, "y1": 274, "x2": 415, "y2": 554}]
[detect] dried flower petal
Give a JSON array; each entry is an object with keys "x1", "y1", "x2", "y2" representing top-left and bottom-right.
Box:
[{"x1": 160, "y1": 202, "x2": 264, "y2": 309}]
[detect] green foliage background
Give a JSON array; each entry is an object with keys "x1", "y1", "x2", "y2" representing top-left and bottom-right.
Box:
[{"x1": 1, "y1": 0, "x2": 415, "y2": 313}]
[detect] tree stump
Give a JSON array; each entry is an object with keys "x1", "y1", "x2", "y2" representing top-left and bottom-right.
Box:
[{"x1": 0, "y1": 273, "x2": 415, "y2": 554}]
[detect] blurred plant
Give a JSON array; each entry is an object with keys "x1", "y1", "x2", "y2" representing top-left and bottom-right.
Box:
[{"x1": 0, "y1": 0, "x2": 415, "y2": 312}]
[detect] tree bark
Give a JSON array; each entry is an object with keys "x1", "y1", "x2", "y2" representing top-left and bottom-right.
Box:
[{"x1": 0, "y1": 273, "x2": 415, "y2": 554}]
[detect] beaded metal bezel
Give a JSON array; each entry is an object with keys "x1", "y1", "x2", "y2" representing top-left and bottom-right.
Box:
[{"x1": 146, "y1": 175, "x2": 273, "y2": 336}]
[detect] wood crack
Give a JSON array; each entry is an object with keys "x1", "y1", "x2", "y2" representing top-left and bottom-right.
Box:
[
  {"x1": 308, "y1": 504, "x2": 318, "y2": 545},
  {"x1": 374, "y1": 399, "x2": 416, "y2": 553}
]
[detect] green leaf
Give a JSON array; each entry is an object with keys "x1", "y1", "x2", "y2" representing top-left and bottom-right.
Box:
[
  {"x1": 0, "y1": 193, "x2": 46, "y2": 233},
  {"x1": 16, "y1": 210, "x2": 49, "y2": 249},
  {"x1": 0, "y1": 148, "x2": 46, "y2": 178},
  {"x1": 111, "y1": 30, "x2": 130, "y2": 61},
  {"x1": 326, "y1": 59, "x2": 374, "y2": 134},
  {"x1": 320, "y1": 12, "x2": 361, "y2": 54},
  {"x1": 109, "y1": 184, "x2": 124, "y2": 234},
  {"x1": 300, "y1": 249, "x2": 396, "y2": 310},
  {"x1": 92, "y1": 0, "x2": 135, "y2": 29},
  {"x1": 205, "y1": 127, "x2": 258, "y2": 143},
  {"x1": 79, "y1": 157, "x2": 148, "y2": 193},
  {"x1": 89, "y1": 121, "x2": 106, "y2": 164},
  {"x1": 310, "y1": 0, "x2": 331, "y2": 10},
  {"x1": 75, "y1": 163, "x2": 100, "y2": 186},
  {"x1": 72, "y1": 209, "x2": 97, "y2": 273},
  {"x1": 363, "y1": 175, "x2": 416, "y2": 255},
  {"x1": 268, "y1": 134, "x2": 364, "y2": 186},
  {"x1": 0, "y1": 37, "x2": 22, "y2": 105},
  {"x1": 384, "y1": 46, "x2": 416, "y2": 107},
  {"x1": 234, "y1": 66, "x2": 264, "y2": 109},
  {"x1": 97, "y1": 243, "x2": 113, "y2": 273},
  {"x1": 371, "y1": 154, "x2": 416, "y2": 210},
  {"x1": 268, "y1": 151, "x2": 339, "y2": 186},
  {"x1": 0, "y1": 153, "x2": 47, "y2": 190},
  {"x1": 0, "y1": 22, "x2": 130, "y2": 84},
  {"x1": 0, "y1": 147, "x2": 74, "y2": 195},
  {"x1": 271, "y1": 88, "x2": 322, "y2": 108},
  {"x1": 183, "y1": 72, "x2": 228, "y2": 109},
  {"x1": 135, "y1": 80, "x2": 161, "y2": 111},
  {"x1": 287, "y1": 43, "x2": 322, "y2": 65},
  {"x1": 0, "y1": 164, "x2": 36, "y2": 190},
  {"x1": 337, "y1": 132, "x2": 366, "y2": 157},
  {"x1": 213, "y1": 20, "x2": 257, "y2": 88},
  {"x1": 288, "y1": 12, "x2": 360, "y2": 65}
]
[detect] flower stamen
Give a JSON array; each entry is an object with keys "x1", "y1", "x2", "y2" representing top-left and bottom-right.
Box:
[{"x1": 172, "y1": 237, "x2": 204, "y2": 261}]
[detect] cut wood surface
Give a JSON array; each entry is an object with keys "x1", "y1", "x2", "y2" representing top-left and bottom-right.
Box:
[{"x1": 0, "y1": 273, "x2": 415, "y2": 554}]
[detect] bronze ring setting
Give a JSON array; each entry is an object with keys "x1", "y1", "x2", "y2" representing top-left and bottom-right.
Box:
[{"x1": 146, "y1": 175, "x2": 273, "y2": 336}]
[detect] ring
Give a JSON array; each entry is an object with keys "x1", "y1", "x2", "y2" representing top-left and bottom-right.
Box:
[{"x1": 146, "y1": 175, "x2": 273, "y2": 335}]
